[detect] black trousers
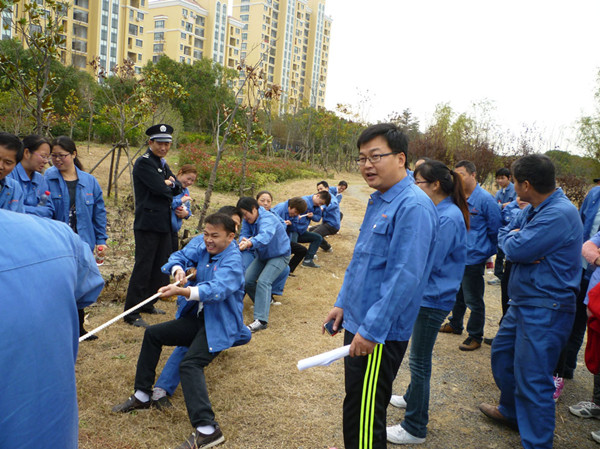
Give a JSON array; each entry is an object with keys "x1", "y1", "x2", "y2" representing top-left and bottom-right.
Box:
[
  {"x1": 134, "y1": 312, "x2": 220, "y2": 427},
  {"x1": 289, "y1": 242, "x2": 308, "y2": 273},
  {"x1": 343, "y1": 330, "x2": 408, "y2": 449},
  {"x1": 309, "y1": 223, "x2": 339, "y2": 251},
  {"x1": 124, "y1": 230, "x2": 172, "y2": 321}
]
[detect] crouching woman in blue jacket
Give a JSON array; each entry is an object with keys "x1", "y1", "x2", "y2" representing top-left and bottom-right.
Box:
[{"x1": 46, "y1": 136, "x2": 108, "y2": 340}]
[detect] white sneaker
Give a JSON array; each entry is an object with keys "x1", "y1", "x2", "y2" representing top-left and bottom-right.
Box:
[
  {"x1": 247, "y1": 319, "x2": 268, "y2": 333},
  {"x1": 390, "y1": 395, "x2": 407, "y2": 409},
  {"x1": 386, "y1": 424, "x2": 425, "y2": 445}
]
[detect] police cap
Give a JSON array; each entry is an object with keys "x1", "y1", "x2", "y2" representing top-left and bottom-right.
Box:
[{"x1": 146, "y1": 124, "x2": 173, "y2": 142}]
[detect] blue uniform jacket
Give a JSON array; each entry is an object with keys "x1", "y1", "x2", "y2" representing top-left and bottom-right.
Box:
[
  {"x1": 421, "y1": 197, "x2": 467, "y2": 312},
  {"x1": 170, "y1": 187, "x2": 191, "y2": 232},
  {"x1": 271, "y1": 200, "x2": 303, "y2": 235},
  {"x1": 499, "y1": 188, "x2": 582, "y2": 312},
  {"x1": 466, "y1": 184, "x2": 502, "y2": 265},
  {"x1": 334, "y1": 176, "x2": 439, "y2": 343},
  {"x1": 329, "y1": 186, "x2": 343, "y2": 203},
  {"x1": 581, "y1": 186, "x2": 600, "y2": 241},
  {"x1": 8, "y1": 163, "x2": 55, "y2": 218},
  {"x1": 495, "y1": 182, "x2": 516, "y2": 205},
  {"x1": 240, "y1": 206, "x2": 291, "y2": 260},
  {"x1": 298, "y1": 194, "x2": 323, "y2": 233},
  {"x1": 45, "y1": 166, "x2": 108, "y2": 251},
  {"x1": 162, "y1": 239, "x2": 250, "y2": 353},
  {"x1": 321, "y1": 195, "x2": 341, "y2": 230},
  {"x1": 0, "y1": 177, "x2": 24, "y2": 212},
  {"x1": 0, "y1": 209, "x2": 104, "y2": 449}
]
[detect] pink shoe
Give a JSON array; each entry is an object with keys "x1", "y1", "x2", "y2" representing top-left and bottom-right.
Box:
[{"x1": 553, "y1": 376, "x2": 564, "y2": 402}]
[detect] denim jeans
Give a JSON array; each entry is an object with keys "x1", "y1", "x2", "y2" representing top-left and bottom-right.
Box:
[
  {"x1": 401, "y1": 307, "x2": 449, "y2": 438},
  {"x1": 449, "y1": 263, "x2": 486, "y2": 342},
  {"x1": 154, "y1": 345, "x2": 188, "y2": 396},
  {"x1": 245, "y1": 255, "x2": 290, "y2": 322},
  {"x1": 297, "y1": 231, "x2": 322, "y2": 259},
  {"x1": 492, "y1": 305, "x2": 573, "y2": 449}
]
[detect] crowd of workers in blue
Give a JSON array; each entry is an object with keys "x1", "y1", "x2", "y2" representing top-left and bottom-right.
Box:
[{"x1": 1, "y1": 121, "x2": 600, "y2": 449}]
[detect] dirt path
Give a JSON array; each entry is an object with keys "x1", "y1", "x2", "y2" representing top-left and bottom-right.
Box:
[{"x1": 74, "y1": 154, "x2": 597, "y2": 448}]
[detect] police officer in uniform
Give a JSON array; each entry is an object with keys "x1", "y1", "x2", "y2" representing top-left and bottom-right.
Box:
[{"x1": 124, "y1": 124, "x2": 183, "y2": 327}]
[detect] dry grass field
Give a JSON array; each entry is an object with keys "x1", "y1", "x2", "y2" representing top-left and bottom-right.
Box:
[{"x1": 74, "y1": 144, "x2": 599, "y2": 448}]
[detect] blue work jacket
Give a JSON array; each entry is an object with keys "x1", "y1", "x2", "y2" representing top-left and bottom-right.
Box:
[
  {"x1": 170, "y1": 187, "x2": 191, "y2": 232},
  {"x1": 329, "y1": 186, "x2": 343, "y2": 203},
  {"x1": 499, "y1": 188, "x2": 582, "y2": 312},
  {"x1": 581, "y1": 186, "x2": 600, "y2": 241},
  {"x1": 298, "y1": 194, "x2": 323, "y2": 233},
  {"x1": 421, "y1": 197, "x2": 467, "y2": 312},
  {"x1": 495, "y1": 182, "x2": 516, "y2": 206},
  {"x1": 501, "y1": 199, "x2": 524, "y2": 226},
  {"x1": 162, "y1": 239, "x2": 249, "y2": 353},
  {"x1": 0, "y1": 177, "x2": 24, "y2": 213},
  {"x1": 334, "y1": 176, "x2": 439, "y2": 343},
  {"x1": 321, "y1": 195, "x2": 341, "y2": 230},
  {"x1": 0, "y1": 209, "x2": 104, "y2": 449},
  {"x1": 271, "y1": 200, "x2": 303, "y2": 235},
  {"x1": 240, "y1": 206, "x2": 291, "y2": 260},
  {"x1": 8, "y1": 163, "x2": 54, "y2": 218},
  {"x1": 45, "y1": 166, "x2": 108, "y2": 252},
  {"x1": 465, "y1": 184, "x2": 502, "y2": 265}
]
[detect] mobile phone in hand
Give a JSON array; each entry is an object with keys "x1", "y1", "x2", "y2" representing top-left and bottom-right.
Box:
[{"x1": 324, "y1": 319, "x2": 343, "y2": 336}]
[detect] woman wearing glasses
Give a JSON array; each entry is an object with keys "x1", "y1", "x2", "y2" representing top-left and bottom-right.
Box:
[
  {"x1": 46, "y1": 136, "x2": 107, "y2": 340},
  {"x1": 7, "y1": 135, "x2": 55, "y2": 218},
  {"x1": 387, "y1": 160, "x2": 469, "y2": 445}
]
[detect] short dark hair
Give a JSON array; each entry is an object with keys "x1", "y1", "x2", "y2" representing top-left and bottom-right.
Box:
[
  {"x1": 205, "y1": 212, "x2": 237, "y2": 235},
  {"x1": 338, "y1": 180, "x2": 348, "y2": 188},
  {"x1": 511, "y1": 154, "x2": 555, "y2": 194},
  {"x1": 315, "y1": 190, "x2": 331, "y2": 206},
  {"x1": 288, "y1": 196, "x2": 307, "y2": 214},
  {"x1": 495, "y1": 168, "x2": 511, "y2": 178},
  {"x1": 356, "y1": 123, "x2": 408, "y2": 161},
  {"x1": 236, "y1": 196, "x2": 259, "y2": 213},
  {"x1": 0, "y1": 132, "x2": 24, "y2": 163},
  {"x1": 455, "y1": 160, "x2": 476, "y2": 174},
  {"x1": 218, "y1": 205, "x2": 242, "y2": 223},
  {"x1": 317, "y1": 180, "x2": 329, "y2": 189}
]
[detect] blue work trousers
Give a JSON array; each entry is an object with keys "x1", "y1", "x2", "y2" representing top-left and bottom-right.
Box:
[
  {"x1": 245, "y1": 255, "x2": 290, "y2": 322},
  {"x1": 449, "y1": 263, "x2": 486, "y2": 342},
  {"x1": 155, "y1": 345, "x2": 188, "y2": 396},
  {"x1": 492, "y1": 305, "x2": 574, "y2": 449},
  {"x1": 402, "y1": 306, "x2": 449, "y2": 438}
]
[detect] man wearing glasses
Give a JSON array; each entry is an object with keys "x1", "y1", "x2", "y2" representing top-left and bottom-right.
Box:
[
  {"x1": 323, "y1": 123, "x2": 439, "y2": 449},
  {"x1": 123, "y1": 124, "x2": 183, "y2": 328}
]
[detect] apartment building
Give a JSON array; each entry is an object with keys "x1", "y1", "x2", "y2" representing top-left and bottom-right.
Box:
[
  {"x1": 230, "y1": 0, "x2": 331, "y2": 112},
  {"x1": 2, "y1": 0, "x2": 328, "y2": 109}
]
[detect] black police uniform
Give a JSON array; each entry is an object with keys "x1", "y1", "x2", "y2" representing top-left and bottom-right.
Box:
[{"x1": 124, "y1": 124, "x2": 182, "y2": 325}]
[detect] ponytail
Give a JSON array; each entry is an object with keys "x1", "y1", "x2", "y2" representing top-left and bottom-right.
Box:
[{"x1": 450, "y1": 170, "x2": 470, "y2": 230}]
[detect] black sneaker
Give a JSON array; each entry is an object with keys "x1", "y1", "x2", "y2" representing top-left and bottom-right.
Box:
[
  {"x1": 175, "y1": 426, "x2": 225, "y2": 449},
  {"x1": 141, "y1": 306, "x2": 166, "y2": 315},
  {"x1": 111, "y1": 395, "x2": 151, "y2": 413},
  {"x1": 152, "y1": 396, "x2": 173, "y2": 410},
  {"x1": 302, "y1": 259, "x2": 321, "y2": 268},
  {"x1": 125, "y1": 317, "x2": 149, "y2": 328}
]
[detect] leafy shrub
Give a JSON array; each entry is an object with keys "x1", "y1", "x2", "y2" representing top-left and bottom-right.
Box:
[{"x1": 179, "y1": 144, "x2": 319, "y2": 192}]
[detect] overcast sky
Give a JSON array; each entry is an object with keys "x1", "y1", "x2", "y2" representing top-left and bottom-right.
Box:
[{"x1": 323, "y1": 0, "x2": 600, "y2": 155}]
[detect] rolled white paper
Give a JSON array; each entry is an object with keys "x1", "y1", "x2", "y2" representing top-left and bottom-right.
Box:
[{"x1": 297, "y1": 345, "x2": 351, "y2": 371}]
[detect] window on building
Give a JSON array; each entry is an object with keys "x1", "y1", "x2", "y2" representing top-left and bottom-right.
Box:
[
  {"x1": 240, "y1": 5, "x2": 249, "y2": 12},
  {"x1": 181, "y1": 32, "x2": 186, "y2": 39},
  {"x1": 153, "y1": 43, "x2": 163, "y2": 52},
  {"x1": 128, "y1": 24, "x2": 138, "y2": 35},
  {"x1": 152, "y1": 55, "x2": 159, "y2": 63},
  {"x1": 155, "y1": 19, "x2": 164, "y2": 28},
  {"x1": 240, "y1": 14, "x2": 249, "y2": 21},
  {"x1": 182, "y1": 8, "x2": 187, "y2": 17},
  {"x1": 73, "y1": 9, "x2": 88, "y2": 23},
  {"x1": 154, "y1": 32, "x2": 164, "y2": 40},
  {"x1": 137, "y1": 11, "x2": 144, "y2": 20},
  {"x1": 136, "y1": 38, "x2": 143, "y2": 47}
]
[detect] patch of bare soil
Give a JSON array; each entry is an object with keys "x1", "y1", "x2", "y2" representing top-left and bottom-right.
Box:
[{"x1": 75, "y1": 146, "x2": 597, "y2": 448}]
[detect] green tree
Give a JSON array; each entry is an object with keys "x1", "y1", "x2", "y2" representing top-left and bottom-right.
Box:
[
  {"x1": 577, "y1": 70, "x2": 600, "y2": 159},
  {"x1": 0, "y1": 0, "x2": 68, "y2": 134}
]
